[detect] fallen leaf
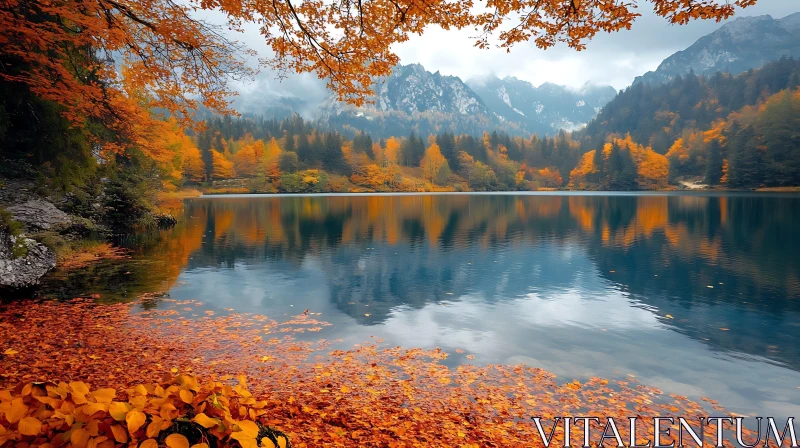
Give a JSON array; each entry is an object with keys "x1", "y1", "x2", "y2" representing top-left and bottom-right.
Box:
[
  {"x1": 166, "y1": 433, "x2": 190, "y2": 448},
  {"x1": 18, "y1": 416, "x2": 42, "y2": 436},
  {"x1": 126, "y1": 409, "x2": 146, "y2": 434}
]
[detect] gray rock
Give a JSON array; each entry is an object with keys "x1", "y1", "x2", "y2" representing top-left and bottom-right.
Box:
[
  {"x1": 7, "y1": 199, "x2": 72, "y2": 231},
  {"x1": 0, "y1": 231, "x2": 56, "y2": 289}
]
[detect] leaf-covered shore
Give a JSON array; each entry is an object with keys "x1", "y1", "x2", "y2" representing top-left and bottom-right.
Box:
[{"x1": 0, "y1": 297, "x2": 762, "y2": 447}]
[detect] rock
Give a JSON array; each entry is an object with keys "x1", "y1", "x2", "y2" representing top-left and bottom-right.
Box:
[
  {"x1": 7, "y1": 199, "x2": 72, "y2": 231},
  {"x1": 0, "y1": 230, "x2": 56, "y2": 289}
]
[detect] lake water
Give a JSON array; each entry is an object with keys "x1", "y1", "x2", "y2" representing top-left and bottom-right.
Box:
[{"x1": 40, "y1": 192, "x2": 800, "y2": 419}]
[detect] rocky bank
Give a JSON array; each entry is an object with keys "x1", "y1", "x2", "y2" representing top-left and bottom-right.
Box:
[{"x1": 0, "y1": 180, "x2": 82, "y2": 290}]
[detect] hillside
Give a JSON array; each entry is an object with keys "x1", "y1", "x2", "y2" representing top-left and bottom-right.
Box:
[
  {"x1": 635, "y1": 13, "x2": 800, "y2": 85},
  {"x1": 581, "y1": 58, "x2": 800, "y2": 154}
]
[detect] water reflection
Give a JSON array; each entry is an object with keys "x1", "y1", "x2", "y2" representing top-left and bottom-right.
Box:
[{"x1": 37, "y1": 193, "x2": 800, "y2": 417}]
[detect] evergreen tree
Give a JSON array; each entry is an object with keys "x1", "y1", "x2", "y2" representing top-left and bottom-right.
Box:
[
  {"x1": 322, "y1": 132, "x2": 347, "y2": 173},
  {"x1": 196, "y1": 130, "x2": 214, "y2": 181},
  {"x1": 589, "y1": 145, "x2": 605, "y2": 184},
  {"x1": 436, "y1": 132, "x2": 458, "y2": 172},
  {"x1": 606, "y1": 143, "x2": 637, "y2": 190},
  {"x1": 705, "y1": 139, "x2": 724, "y2": 185},
  {"x1": 728, "y1": 124, "x2": 762, "y2": 188},
  {"x1": 296, "y1": 134, "x2": 313, "y2": 166},
  {"x1": 309, "y1": 133, "x2": 325, "y2": 166},
  {"x1": 284, "y1": 131, "x2": 296, "y2": 152}
]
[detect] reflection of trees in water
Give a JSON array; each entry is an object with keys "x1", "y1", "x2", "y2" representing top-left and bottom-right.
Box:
[
  {"x1": 179, "y1": 195, "x2": 800, "y2": 306},
  {"x1": 54, "y1": 194, "x2": 798, "y2": 366}
]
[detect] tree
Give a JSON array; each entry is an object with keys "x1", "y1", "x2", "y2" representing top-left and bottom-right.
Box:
[
  {"x1": 297, "y1": 135, "x2": 314, "y2": 166},
  {"x1": 351, "y1": 164, "x2": 391, "y2": 189},
  {"x1": 606, "y1": 142, "x2": 637, "y2": 190},
  {"x1": 420, "y1": 143, "x2": 448, "y2": 183},
  {"x1": 0, "y1": 0, "x2": 248, "y2": 153},
  {"x1": 400, "y1": 133, "x2": 425, "y2": 167},
  {"x1": 278, "y1": 152, "x2": 300, "y2": 173},
  {"x1": 436, "y1": 132, "x2": 459, "y2": 173},
  {"x1": 353, "y1": 132, "x2": 374, "y2": 159},
  {"x1": 383, "y1": 137, "x2": 401, "y2": 167},
  {"x1": 196, "y1": 130, "x2": 214, "y2": 181},
  {"x1": 705, "y1": 139, "x2": 724, "y2": 185},
  {"x1": 536, "y1": 167, "x2": 563, "y2": 188},
  {"x1": 470, "y1": 162, "x2": 498, "y2": 191},
  {"x1": 211, "y1": 150, "x2": 235, "y2": 179},
  {"x1": 233, "y1": 140, "x2": 265, "y2": 177},
  {"x1": 322, "y1": 132, "x2": 347, "y2": 173},
  {"x1": 183, "y1": 145, "x2": 207, "y2": 183},
  {"x1": 727, "y1": 124, "x2": 762, "y2": 188}
]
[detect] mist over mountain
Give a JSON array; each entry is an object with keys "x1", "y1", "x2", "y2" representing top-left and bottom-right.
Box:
[
  {"x1": 635, "y1": 12, "x2": 800, "y2": 85},
  {"x1": 466, "y1": 76, "x2": 616, "y2": 134}
]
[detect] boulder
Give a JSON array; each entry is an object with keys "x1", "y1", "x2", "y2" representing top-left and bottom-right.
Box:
[
  {"x1": 0, "y1": 230, "x2": 57, "y2": 289},
  {"x1": 7, "y1": 199, "x2": 72, "y2": 231}
]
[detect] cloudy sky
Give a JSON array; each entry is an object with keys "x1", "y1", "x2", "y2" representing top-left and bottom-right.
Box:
[
  {"x1": 392, "y1": 0, "x2": 799, "y2": 90},
  {"x1": 224, "y1": 0, "x2": 799, "y2": 105}
]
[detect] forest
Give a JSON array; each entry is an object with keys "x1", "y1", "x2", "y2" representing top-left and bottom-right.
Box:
[{"x1": 111, "y1": 58, "x2": 800, "y2": 195}]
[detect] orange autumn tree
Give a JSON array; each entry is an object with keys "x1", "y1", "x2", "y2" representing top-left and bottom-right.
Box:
[
  {"x1": 613, "y1": 135, "x2": 670, "y2": 189},
  {"x1": 183, "y1": 145, "x2": 207, "y2": 183},
  {"x1": 234, "y1": 139, "x2": 266, "y2": 177},
  {"x1": 1, "y1": 0, "x2": 758, "y2": 152},
  {"x1": 568, "y1": 150, "x2": 599, "y2": 189},
  {"x1": 211, "y1": 150, "x2": 235, "y2": 179},
  {"x1": 0, "y1": 0, "x2": 248, "y2": 152}
]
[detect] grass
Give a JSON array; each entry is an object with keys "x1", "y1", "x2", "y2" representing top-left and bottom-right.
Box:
[{"x1": 0, "y1": 206, "x2": 28, "y2": 259}]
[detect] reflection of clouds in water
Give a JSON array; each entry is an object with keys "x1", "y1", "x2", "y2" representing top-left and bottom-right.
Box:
[{"x1": 375, "y1": 292, "x2": 800, "y2": 420}]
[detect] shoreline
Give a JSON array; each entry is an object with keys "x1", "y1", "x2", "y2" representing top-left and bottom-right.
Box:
[
  {"x1": 0, "y1": 297, "x2": 759, "y2": 447},
  {"x1": 195, "y1": 189, "x2": 800, "y2": 198}
]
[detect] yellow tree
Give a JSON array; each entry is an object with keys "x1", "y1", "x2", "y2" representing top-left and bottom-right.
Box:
[
  {"x1": 383, "y1": 137, "x2": 401, "y2": 168},
  {"x1": 211, "y1": 150, "x2": 235, "y2": 179},
  {"x1": 183, "y1": 145, "x2": 206, "y2": 183},
  {"x1": 262, "y1": 138, "x2": 283, "y2": 179},
  {"x1": 421, "y1": 143, "x2": 448, "y2": 182}
]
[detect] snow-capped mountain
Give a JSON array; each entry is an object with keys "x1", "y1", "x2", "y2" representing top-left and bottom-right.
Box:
[
  {"x1": 635, "y1": 12, "x2": 800, "y2": 85},
  {"x1": 466, "y1": 76, "x2": 616, "y2": 135},
  {"x1": 318, "y1": 63, "x2": 491, "y2": 119},
  {"x1": 317, "y1": 63, "x2": 616, "y2": 137}
]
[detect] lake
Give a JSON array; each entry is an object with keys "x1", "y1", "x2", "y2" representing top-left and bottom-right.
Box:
[{"x1": 39, "y1": 192, "x2": 800, "y2": 419}]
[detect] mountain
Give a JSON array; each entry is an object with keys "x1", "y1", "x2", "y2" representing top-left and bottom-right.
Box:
[
  {"x1": 317, "y1": 63, "x2": 615, "y2": 138},
  {"x1": 317, "y1": 64, "x2": 503, "y2": 138},
  {"x1": 466, "y1": 76, "x2": 616, "y2": 134},
  {"x1": 635, "y1": 13, "x2": 800, "y2": 85}
]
